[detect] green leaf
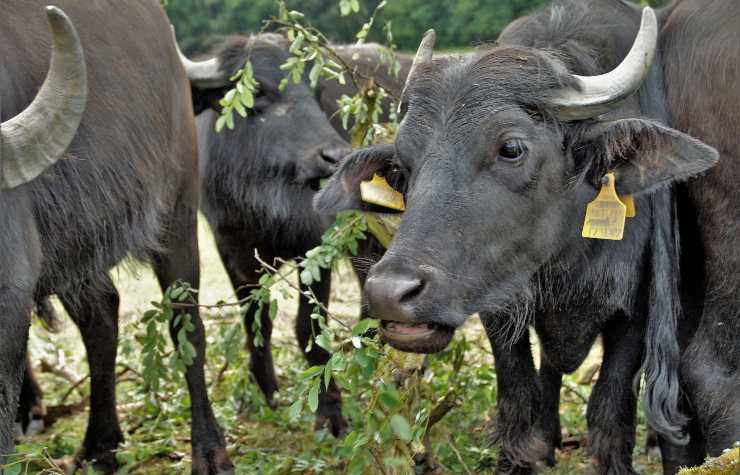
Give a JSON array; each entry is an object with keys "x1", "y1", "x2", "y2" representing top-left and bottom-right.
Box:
[
  {"x1": 300, "y1": 365, "x2": 324, "y2": 380},
  {"x1": 269, "y1": 299, "x2": 278, "y2": 321},
  {"x1": 378, "y1": 388, "x2": 402, "y2": 410},
  {"x1": 308, "y1": 380, "x2": 320, "y2": 412},
  {"x1": 390, "y1": 414, "x2": 413, "y2": 442},
  {"x1": 323, "y1": 359, "x2": 333, "y2": 389},
  {"x1": 241, "y1": 88, "x2": 254, "y2": 109},
  {"x1": 315, "y1": 333, "x2": 332, "y2": 352},
  {"x1": 288, "y1": 399, "x2": 303, "y2": 420},
  {"x1": 352, "y1": 318, "x2": 378, "y2": 336},
  {"x1": 299, "y1": 268, "x2": 314, "y2": 286}
]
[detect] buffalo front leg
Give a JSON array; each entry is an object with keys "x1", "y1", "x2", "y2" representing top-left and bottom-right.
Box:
[
  {"x1": 586, "y1": 313, "x2": 644, "y2": 475},
  {"x1": 0, "y1": 295, "x2": 32, "y2": 466},
  {"x1": 214, "y1": 239, "x2": 279, "y2": 408},
  {"x1": 296, "y1": 268, "x2": 348, "y2": 436},
  {"x1": 151, "y1": 210, "x2": 232, "y2": 475},
  {"x1": 483, "y1": 314, "x2": 551, "y2": 475},
  {"x1": 538, "y1": 355, "x2": 563, "y2": 467},
  {"x1": 58, "y1": 275, "x2": 123, "y2": 473}
]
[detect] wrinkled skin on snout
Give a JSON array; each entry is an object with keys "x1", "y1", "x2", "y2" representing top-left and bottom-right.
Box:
[{"x1": 315, "y1": 46, "x2": 717, "y2": 354}]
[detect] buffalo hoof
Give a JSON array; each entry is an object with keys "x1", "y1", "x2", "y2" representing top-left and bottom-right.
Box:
[
  {"x1": 69, "y1": 448, "x2": 118, "y2": 475},
  {"x1": 314, "y1": 412, "x2": 349, "y2": 438},
  {"x1": 314, "y1": 391, "x2": 348, "y2": 437},
  {"x1": 264, "y1": 393, "x2": 278, "y2": 410},
  {"x1": 495, "y1": 455, "x2": 546, "y2": 475},
  {"x1": 191, "y1": 445, "x2": 234, "y2": 475}
]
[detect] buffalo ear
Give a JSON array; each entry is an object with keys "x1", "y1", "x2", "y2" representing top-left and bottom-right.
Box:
[
  {"x1": 191, "y1": 86, "x2": 227, "y2": 115},
  {"x1": 313, "y1": 144, "x2": 395, "y2": 214},
  {"x1": 578, "y1": 118, "x2": 719, "y2": 195}
]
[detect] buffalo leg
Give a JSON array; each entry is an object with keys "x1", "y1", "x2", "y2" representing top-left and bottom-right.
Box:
[
  {"x1": 214, "y1": 239, "x2": 279, "y2": 408},
  {"x1": 296, "y1": 268, "x2": 348, "y2": 436},
  {"x1": 58, "y1": 275, "x2": 123, "y2": 473},
  {"x1": 586, "y1": 313, "x2": 644, "y2": 475},
  {"x1": 681, "y1": 313, "x2": 740, "y2": 457},
  {"x1": 657, "y1": 413, "x2": 705, "y2": 475},
  {"x1": 151, "y1": 208, "x2": 232, "y2": 475},
  {"x1": 483, "y1": 314, "x2": 550, "y2": 475},
  {"x1": 0, "y1": 292, "x2": 33, "y2": 464},
  {"x1": 538, "y1": 356, "x2": 562, "y2": 467},
  {"x1": 17, "y1": 355, "x2": 44, "y2": 435}
]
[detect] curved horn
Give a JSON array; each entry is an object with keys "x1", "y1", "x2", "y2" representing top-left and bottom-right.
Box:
[
  {"x1": 549, "y1": 7, "x2": 658, "y2": 120},
  {"x1": 399, "y1": 29, "x2": 436, "y2": 107},
  {"x1": 1, "y1": 6, "x2": 87, "y2": 190},
  {"x1": 171, "y1": 26, "x2": 229, "y2": 88}
]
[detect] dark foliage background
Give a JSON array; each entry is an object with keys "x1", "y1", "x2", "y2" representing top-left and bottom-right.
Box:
[{"x1": 168, "y1": 0, "x2": 671, "y2": 54}]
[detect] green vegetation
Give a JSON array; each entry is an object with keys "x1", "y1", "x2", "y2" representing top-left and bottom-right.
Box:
[
  {"x1": 168, "y1": 0, "x2": 671, "y2": 54},
  {"x1": 15, "y1": 218, "x2": 664, "y2": 474}
]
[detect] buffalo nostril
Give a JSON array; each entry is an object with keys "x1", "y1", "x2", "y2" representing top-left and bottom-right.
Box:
[{"x1": 398, "y1": 278, "x2": 425, "y2": 305}]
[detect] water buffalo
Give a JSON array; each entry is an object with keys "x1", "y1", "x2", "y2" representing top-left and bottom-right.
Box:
[
  {"x1": 176, "y1": 35, "x2": 410, "y2": 435},
  {"x1": 19, "y1": 32, "x2": 410, "y2": 451},
  {"x1": 1, "y1": 2, "x2": 232, "y2": 474},
  {"x1": 317, "y1": 0, "x2": 736, "y2": 472}
]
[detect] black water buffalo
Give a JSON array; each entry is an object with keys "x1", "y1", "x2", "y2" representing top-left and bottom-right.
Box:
[
  {"x1": 19, "y1": 33, "x2": 410, "y2": 448},
  {"x1": 175, "y1": 35, "x2": 410, "y2": 435},
  {"x1": 317, "y1": 0, "x2": 738, "y2": 473},
  {"x1": 1, "y1": 2, "x2": 232, "y2": 474}
]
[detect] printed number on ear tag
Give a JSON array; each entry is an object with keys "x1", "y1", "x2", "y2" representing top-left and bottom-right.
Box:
[
  {"x1": 582, "y1": 172, "x2": 626, "y2": 241},
  {"x1": 360, "y1": 174, "x2": 406, "y2": 211}
]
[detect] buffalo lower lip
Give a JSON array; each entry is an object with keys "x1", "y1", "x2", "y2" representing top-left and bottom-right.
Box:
[{"x1": 383, "y1": 322, "x2": 436, "y2": 337}]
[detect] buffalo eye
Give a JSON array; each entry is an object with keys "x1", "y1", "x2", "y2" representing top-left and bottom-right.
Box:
[
  {"x1": 497, "y1": 139, "x2": 526, "y2": 163},
  {"x1": 253, "y1": 88, "x2": 271, "y2": 111}
]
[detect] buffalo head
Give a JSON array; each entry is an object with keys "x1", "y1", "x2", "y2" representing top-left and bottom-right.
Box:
[
  {"x1": 315, "y1": 8, "x2": 719, "y2": 353},
  {"x1": 175, "y1": 33, "x2": 351, "y2": 194}
]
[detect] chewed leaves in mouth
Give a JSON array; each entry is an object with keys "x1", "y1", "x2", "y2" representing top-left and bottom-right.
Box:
[{"x1": 379, "y1": 320, "x2": 455, "y2": 354}]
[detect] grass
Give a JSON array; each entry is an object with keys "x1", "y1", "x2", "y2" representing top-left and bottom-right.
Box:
[{"x1": 14, "y1": 215, "x2": 667, "y2": 474}]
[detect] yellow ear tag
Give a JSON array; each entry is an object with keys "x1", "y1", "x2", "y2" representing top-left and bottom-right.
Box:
[
  {"x1": 620, "y1": 194, "x2": 636, "y2": 218},
  {"x1": 360, "y1": 174, "x2": 406, "y2": 211},
  {"x1": 582, "y1": 172, "x2": 626, "y2": 240},
  {"x1": 364, "y1": 213, "x2": 401, "y2": 249}
]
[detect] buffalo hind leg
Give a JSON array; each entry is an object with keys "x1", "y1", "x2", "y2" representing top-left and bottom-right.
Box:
[
  {"x1": 296, "y1": 268, "x2": 348, "y2": 436},
  {"x1": 151, "y1": 206, "x2": 232, "y2": 475},
  {"x1": 682, "y1": 316, "x2": 740, "y2": 457},
  {"x1": 215, "y1": 239, "x2": 279, "y2": 408},
  {"x1": 586, "y1": 312, "x2": 643, "y2": 475},
  {"x1": 657, "y1": 412, "x2": 705, "y2": 475},
  {"x1": 58, "y1": 275, "x2": 123, "y2": 473},
  {"x1": 483, "y1": 314, "x2": 551, "y2": 475},
  {"x1": 17, "y1": 354, "x2": 44, "y2": 435}
]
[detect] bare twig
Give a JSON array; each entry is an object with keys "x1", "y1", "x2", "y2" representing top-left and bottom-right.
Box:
[
  {"x1": 562, "y1": 380, "x2": 589, "y2": 405},
  {"x1": 58, "y1": 374, "x2": 89, "y2": 404},
  {"x1": 254, "y1": 252, "x2": 353, "y2": 332},
  {"x1": 447, "y1": 435, "x2": 473, "y2": 475},
  {"x1": 40, "y1": 359, "x2": 81, "y2": 386}
]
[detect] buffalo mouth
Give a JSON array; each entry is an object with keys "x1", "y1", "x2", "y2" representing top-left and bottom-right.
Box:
[{"x1": 379, "y1": 320, "x2": 455, "y2": 354}]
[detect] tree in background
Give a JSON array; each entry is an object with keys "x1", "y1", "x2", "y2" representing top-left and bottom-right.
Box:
[{"x1": 168, "y1": 0, "x2": 671, "y2": 54}]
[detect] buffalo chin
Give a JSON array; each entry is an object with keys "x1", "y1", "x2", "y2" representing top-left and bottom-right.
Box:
[{"x1": 379, "y1": 321, "x2": 455, "y2": 353}]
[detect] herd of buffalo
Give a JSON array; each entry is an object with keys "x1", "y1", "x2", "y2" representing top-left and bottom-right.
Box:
[{"x1": 1, "y1": 0, "x2": 738, "y2": 473}]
